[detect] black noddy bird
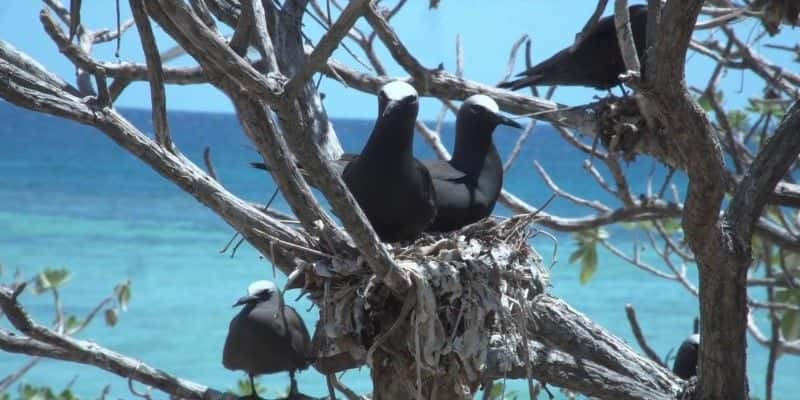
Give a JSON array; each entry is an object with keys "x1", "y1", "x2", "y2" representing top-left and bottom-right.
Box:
[
  {"x1": 341, "y1": 81, "x2": 436, "y2": 242},
  {"x1": 498, "y1": 5, "x2": 648, "y2": 91},
  {"x1": 250, "y1": 81, "x2": 436, "y2": 242},
  {"x1": 223, "y1": 280, "x2": 312, "y2": 398},
  {"x1": 672, "y1": 333, "x2": 700, "y2": 380},
  {"x1": 423, "y1": 94, "x2": 522, "y2": 232}
]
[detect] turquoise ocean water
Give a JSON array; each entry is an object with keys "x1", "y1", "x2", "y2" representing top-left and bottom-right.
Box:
[{"x1": 0, "y1": 102, "x2": 797, "y2": 399}]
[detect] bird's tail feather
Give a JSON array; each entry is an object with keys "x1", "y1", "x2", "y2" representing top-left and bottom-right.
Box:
[
  {"x1": 497, "y1": 74, "x2": 545, "y2": 91},
  {"x1": 250, "y1": 161, "x2": 270, "y2": 171}
]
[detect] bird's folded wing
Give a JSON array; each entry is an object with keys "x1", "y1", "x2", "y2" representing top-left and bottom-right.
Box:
[{"x1": 422, "y1": 160, "x2": 466, "y2": 181}]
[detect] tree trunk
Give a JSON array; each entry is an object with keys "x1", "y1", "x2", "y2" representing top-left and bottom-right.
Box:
[{"x1": 697, "y1": 254, "x2": 750, "y2": 399}]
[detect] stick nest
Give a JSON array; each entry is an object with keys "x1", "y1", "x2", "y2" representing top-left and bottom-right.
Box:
[{"x1": 295, "y1": 215, "x2": 550, "y2": 389}]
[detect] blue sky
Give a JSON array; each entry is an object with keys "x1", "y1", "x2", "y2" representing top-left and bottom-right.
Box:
[{"x1": 0, "y1": 1, "x2": 797, "y2": 120}]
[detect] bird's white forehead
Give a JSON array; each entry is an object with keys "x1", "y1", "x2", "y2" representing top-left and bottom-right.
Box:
[
  {"x1": 247, "y1": 280, "x2": 277, "y2": 295},
  {"x1": 380, "y1": 81, "x2": 417, "y2": 100},
  {"x1": 464, "y1": 94, "x2": 499, "y2": 113}
]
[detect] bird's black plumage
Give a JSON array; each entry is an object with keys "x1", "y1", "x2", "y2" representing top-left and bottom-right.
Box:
[
  {"x1": 499, "y1": 5, "x2": 648, "y2": 90},
  {"x1": 339, "y1": 81, "x2": 437, "y2": 242},
  {"x1": 672, "y1": 333, "x2": 699, "y2": 380},
  {"x1": 251, "y1": 82, "x2": 436, "y2": 242},
  {"x1": 423, "y1": 95, "x2": 521, "y2": 232},
  {"x1": 223, "y1": 280, "x2": 312, "y2": 397}
]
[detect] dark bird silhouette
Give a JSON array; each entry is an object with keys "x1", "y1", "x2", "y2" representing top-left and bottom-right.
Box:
[
  {"x1": 223, "y1": 280, "x2": 312, "y2": 398},
  {"x1": 423, "y1": 94, "x2": 521, "y2": 232},
  {"x1": 498, "y1": 5, "x2": 648, "y2": 91},
  {"x1": 338, "y1": 81, "x2": 438, "y2": 242},
  {"x1": 251, "y1": 81, "x2": 435, "y2": 242},
  {"x1": 672, "y1": 333, "x2": 700, "y2": 379}
]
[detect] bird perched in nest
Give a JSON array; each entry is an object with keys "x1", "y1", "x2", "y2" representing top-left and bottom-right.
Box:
[
  {"x1": 252, "y1": 80, "x2": 436, "y2": 243},
  {"x1": 672, "y1": 333, "x2": 700, "y2": 380},
  {"x1": 498, "y1": 5, "x2": 648, "y2": 91},
  {"x1": 339, "y1": 81, "x2": 437, "y2": 242},
  {"x1": 422, "y1": 94, "x2": 522, "y2": 233},
  {"x1": 223, "y1": 280, "x2": 312, "y2": 399}
]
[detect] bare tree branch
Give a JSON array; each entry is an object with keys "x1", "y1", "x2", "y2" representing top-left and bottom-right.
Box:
[
  {"x1": 0, "y1": 286, "x2": 218, "y2": 399},
  {"x1": 288, "y1": 0, "x2": 369, "y2": 92},
  {"x1": 130, "y1": 0, "x2": 173, "y2": 151}
]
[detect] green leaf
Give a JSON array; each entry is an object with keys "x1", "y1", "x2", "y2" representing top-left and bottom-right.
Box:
[
  {"x1": 35, "y1": 268, "x2": 71, "y2": 293},
  {"x1": 568, "y1": 246, "x2": 584, "y2": 265},
  {"x1": 18, "y1": 383, "x2": 79, "y2": 400},
  {"x1": 660, "y1": 218, "x2": 682, "y2": 233},
  {"x1": 65, "y1": 315, "x2": 82, "y2": 333},
  {"x1": 775, "y1": 288, "x2": 800, "y2": 304},
  {"x1": 697, "y1": 90, "x2": 723, "y2": 112},
  {"x1": 727, "y1": 110, "x2": 749, "y2": 130},
  {"x1": 569, "y1": 228, "x2": 607, "y2": 284},
  {"x1": 488, "y1": 382, "x2": 504, "y2": 400},
  {"x1": 115, "y1": 280, "x2": 132, "y2": 312},
  {"x1": 235, "y1": 377, "x2": 264, "y2": 396},
  {"x1": 104, "y1": 308, "x2": 118, "y2": 327},
  {"x1": 580, "y1": 246, "x2": 598, "y2": 285},
  {"x1": 781, "y1": 310, "x2": 800, "y2": 341}
]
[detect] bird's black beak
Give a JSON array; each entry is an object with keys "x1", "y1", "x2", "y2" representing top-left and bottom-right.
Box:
[
  {"x1": 382, "y1": 96, "x2": 418, "y2": 117},
  {"x1": 232, "y1": 295, "x2": 257, "y2": 307},
  {"x1": 496, "y1": 113, "x2": 523, "y2": 129}
]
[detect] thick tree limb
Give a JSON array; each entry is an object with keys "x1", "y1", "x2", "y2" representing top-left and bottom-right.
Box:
[
  {"x1": 0, "y1": 287, "x2": 219, "y2": 400},
  {"x1": 486, "y1": 340, "x2": 673, "y2": 400}
]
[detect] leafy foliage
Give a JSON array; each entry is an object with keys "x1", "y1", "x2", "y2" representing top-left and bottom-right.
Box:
[
  {"x1": 746, "y1": 98, "x2": 786, "y2": 119},
  {"x1": 3, "y1": 384, "x2": 79, "y2": 400},
  {"x1": 64, "y1": 315, "x2": 82, "y2": 333},
  {"x1": 104, "y1": 308, "x2": 118, "y2": 327},
  {"x1": 114, "y1": 280, "x2": 132, "y2": 312},
  {"x1": 34, "y1": 269, "x2": 71, "y2": 294},
  {"x1": 484, "y1": 382, "x2": 519, "y2": 400},
  {"x1": 569, "y1": 228, "x2": 609, "y2": 284},
  {"x1": 776, "y1": 288, "x2": 800, "y2": 341},
  {"x1": 2, "y1": 265, "x2": 133, "y2": 394},
  {"x1": 233, "y1": 377, "x2": 266, "y2": 397},
  {"x1": 697, "y1": 90, "x2": 724, "y2": 112}
]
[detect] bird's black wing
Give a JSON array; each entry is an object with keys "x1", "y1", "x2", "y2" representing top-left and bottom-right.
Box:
[
  {"x1": 422, "y1": 160, "x2": 466, "y2": 181},
  {"x1": 284, "y1": 305, "x2": 313, "y2": 367},
  {"x1": 248, "y1": 301, "x2": 288, "y2": 336},
  {"x1": 415, "y1": 158, "x2": 438, "y2": 223}
]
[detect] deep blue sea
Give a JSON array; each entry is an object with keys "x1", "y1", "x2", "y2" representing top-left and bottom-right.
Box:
[{"x1": 0, "y1": 101, "x2": 796, "y2": 399}]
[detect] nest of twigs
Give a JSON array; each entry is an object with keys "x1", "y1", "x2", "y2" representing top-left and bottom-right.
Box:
[
  {"x1": 595, "y1": 96, "x2": 647, "y2": 161},
  {"x1": 294, "y1": 215, "x2": 549, "y2": 390}
]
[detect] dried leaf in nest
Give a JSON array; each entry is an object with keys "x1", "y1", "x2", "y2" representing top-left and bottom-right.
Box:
[
  {"x1": 312, "y1": 319, "x2": 365, "y2": 374},
  {"x1": 307, "y1": 217, "x2": 550, "y2": 384},
  {"x1": 752, "y1": 0, "x2": 800, "y2": 35}
]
